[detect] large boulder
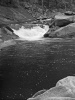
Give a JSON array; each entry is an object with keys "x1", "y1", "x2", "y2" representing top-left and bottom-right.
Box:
[
  {"x1": 56, "y1": 76, "x2": 75, "y2": 93},
  {"x1": 54, "y1": 13, "x2": 75, "y2": 27},
  {"x1": 27, "y1": 76, "x2": 75, "y2": 100},
  {"x1": 49, "y1": 23, "x2": 75, "y2": 38}
]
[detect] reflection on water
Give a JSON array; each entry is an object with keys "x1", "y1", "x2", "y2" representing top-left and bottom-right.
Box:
[{"x1": 1, "y1": 38, "x2": 75, "y2": 100}]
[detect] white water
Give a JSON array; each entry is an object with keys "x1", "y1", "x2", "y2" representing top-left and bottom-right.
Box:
[{"x1": 12, "y1": 25, "x2": 49, "y2": 41}]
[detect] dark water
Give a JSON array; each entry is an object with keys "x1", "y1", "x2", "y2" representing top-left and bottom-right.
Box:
[{"x1": 1, "y1": 38, "x2": 75, "y2": 100}]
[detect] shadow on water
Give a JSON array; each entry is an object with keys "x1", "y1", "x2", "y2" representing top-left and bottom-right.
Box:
[{"x1": 1, "y1": 38, "x2": 75, "y2": 100}]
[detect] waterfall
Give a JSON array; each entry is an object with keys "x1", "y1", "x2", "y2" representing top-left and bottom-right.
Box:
[{"x1": 12, "y1": 24, "x2": 49, "y2": 41}]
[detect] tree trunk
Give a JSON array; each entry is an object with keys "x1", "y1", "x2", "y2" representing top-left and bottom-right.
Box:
[
  {"x1": 42, "y1": 0, "x2": 44, "y2": 15},
  {"x1": 30, "y1": 0, "x2": 38, "y2": 4},
  {"x1": 70, "y1": 0, "x2": 73, "y2": 10}
]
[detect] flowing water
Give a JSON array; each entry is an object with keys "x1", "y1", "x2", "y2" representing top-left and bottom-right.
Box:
[
  {"x1": 12, "y1": 24, "x2": 49, "y2": 41},
  {"x1": 1, "y1": 26, "x2": 75, "y2": 100}
]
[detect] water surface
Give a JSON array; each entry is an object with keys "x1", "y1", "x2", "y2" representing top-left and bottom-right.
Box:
[{"x1": 1, "y1": 38, "x2": 75, "y2": 100}]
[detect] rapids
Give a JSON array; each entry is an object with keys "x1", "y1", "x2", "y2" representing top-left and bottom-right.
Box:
[{"x1": 12, "y1": 24, "x2": 49, "y2": 41}]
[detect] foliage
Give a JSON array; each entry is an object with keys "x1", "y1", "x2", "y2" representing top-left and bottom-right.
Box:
[
  {"x1": 0, "y1": 0, "x2": 75, "y2": 11},
  {"x1": 0, "y1": 0, "x2": 19, "y2": 7}
]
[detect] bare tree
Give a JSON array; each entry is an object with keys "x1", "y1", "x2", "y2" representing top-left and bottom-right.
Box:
[
  {"x1": 42, "y1": 0, "x2": 44, "y2": 14},
  {"x1": 70, "y1": 0, "x2": 73, "y2": 10}
]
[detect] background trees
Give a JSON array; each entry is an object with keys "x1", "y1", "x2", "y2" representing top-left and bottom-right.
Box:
[
  {"x1": 0, "y1": 0, "x2": 19, "y2": 7},
  {"x1": 0, "y1": 0, "x2": 75, "y2": 11}
]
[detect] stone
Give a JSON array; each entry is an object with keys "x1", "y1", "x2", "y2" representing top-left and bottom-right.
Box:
[
  {"x1": 0, "y1": 40, "x2": 16, "y2": 49},
  {"x1": 0, "y1": 26, "x2": 18, "y2": 41},
  {"x1": 56, "y1": 76, "x2": 75, "y2": 93},
  {"x1": 55, "y1": 13, "x2": 74, "y2": 20},
  {"x1": 49, "y1": 23, "x2": 75, "y2": 38},
  {"x1": 54, "y1": 13, "x2": 74, "y2": 27},
  {"x1": 54, "y1": 19, "x2": 73, "y2": 27},
  {"x1": 27, "y1": 76, "x2": 75, "y2": 100},
  {"x1": 10, "y1": 24, "x2": 21, "y2": 30},
  {"x1": 4, "y1": 26, "x2": 13, "y2": 35},
  {"x1": 32, "y1": 89, "x2": 47, "y2": 98},
  {"x1": 64, "y1": 11, "x2": 75, "y2": 16}
]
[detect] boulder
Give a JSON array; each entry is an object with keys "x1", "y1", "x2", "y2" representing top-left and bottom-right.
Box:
[
  {"x1": 56, "y1": 76, "x2": 75, "y2": 93},
  {"x1": 49, "y1": 23, "x2": 75, "y2": 38},
  {"x1": 55, "y1": 13, "x2": 74, "y2": 20},
  {"x1": 54, "y1": 13, "x2": 74, "y2": 27},
  {"x1": 46, "y1": 13, "x2": 74, "y2": 28},
  {"x1": 0, "y1": 40, "x2": 16, "y2": 49},
  {"x1": 64, "y1": 11, "x2": 75, "y2": 16},
  {"x1": 27, "y1": 76, "x2": 75, "y2": 100},
  {"x1": 54, "y1": 19, "x2": 73, "y2": 27}
]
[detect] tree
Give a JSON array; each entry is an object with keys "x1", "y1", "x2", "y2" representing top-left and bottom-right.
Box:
[
  {"x1": 30, "y1": 0, "x2": 38, "y2": 4},
  {"x1": 42, "y1": 0, "x2": 44, "y2": 14},
  {"x1": 0, "y1": 0, "x2": 19, "y2": 7}
]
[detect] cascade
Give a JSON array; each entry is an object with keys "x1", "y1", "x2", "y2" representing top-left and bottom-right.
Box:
[{"x1": 12, "y1": 24, "x2": 49, "y2": 41}]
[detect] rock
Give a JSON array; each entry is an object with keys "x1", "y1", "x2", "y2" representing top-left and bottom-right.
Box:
[
  {"x1": 0, "y1": 40, "x2": 16, "y2": 49},
  {"x1": 3, "y1": 26, "x2": 14, "y2": 35},
  {"x1": 32, "y1": 89, "x2": 47, "y2": 98},
  {"x1": 46, "y1": 13, "x2": 74, "y2": 28},
  {"x1": 55, "y1": 13, "x2": 74, "y2": 20},
  {"x1": 0, "y1": 26, "x2": 18, "y2": 41},
  {"x1": 64, "y1": 11, "x2": 75, "y2": 16},
  {"x1": 54, "y1": 13, "x2": 74, "y2": 27},
  {"x1": 56, "y1": 76, "x2": 75, "y2": 93},
  {"x1": 44, "y1": 33, "x2": 49, "y2": 37},
  {"x1": 49, "y1": 23, "x2": 75, "y2": 38},
  {"x1": 10, "y1": 24, "x2": 21, "y2": 30},
  {"x1": 27, "y1": 76, "x2": 75, "y2": 100},
  {"x1": 54, "y1": 19, "x2": 73, "y2": 27}
]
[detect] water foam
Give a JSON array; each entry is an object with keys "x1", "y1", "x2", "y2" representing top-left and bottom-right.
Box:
[{"x1": 12, "y1": 24, "x2": 49, "y2": 41}]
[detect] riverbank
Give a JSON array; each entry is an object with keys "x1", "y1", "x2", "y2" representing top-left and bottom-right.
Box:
[{"x1": 0, "y1": 3, "x2": 75, "y2": 50}]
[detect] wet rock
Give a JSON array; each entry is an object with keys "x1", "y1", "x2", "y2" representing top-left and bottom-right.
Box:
[
  {"x1": 0, "y1": 39, "x2": 16, "y2": 49},
  {"x1": 44, "y1": 33, "x2": 49, "y2": 37},
  {"x1": 10, "y1": 24, "x2": 22, "y2": 30},
  {"x1": 0, "y1": 26, "x2": 18, "y2": 41},
  {"x1": 27, "y1": 76, "x2": 75, "y2": 100},
  {"x1": 49, "y1": 23, "x2": 75, "y2": 38},
  {"x1": 32, "y1": 89, "x2": 47, "y2": 98}
]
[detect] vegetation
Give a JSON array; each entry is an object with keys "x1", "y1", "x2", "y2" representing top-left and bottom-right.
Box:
[
  {"x1": 0, "y1": 0, "x2": 75, "y2": 21},
  {"x1": 0, "y1": 0, "x2": 75, "y2": 10},
  {"x1": 0, "y1": 0, "x2": 19, "y2": 7}
]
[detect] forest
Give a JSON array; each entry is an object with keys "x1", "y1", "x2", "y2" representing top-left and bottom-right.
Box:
[{"x1": 0, "y1": 0, "x2": 75, "y2": 11}]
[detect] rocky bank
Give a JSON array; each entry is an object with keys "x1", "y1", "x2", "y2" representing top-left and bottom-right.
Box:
[{"x1": 27, "y1": 76, "x2": 75, "y2": 100}]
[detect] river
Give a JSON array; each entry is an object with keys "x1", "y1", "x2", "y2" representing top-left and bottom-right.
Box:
[{"x1": 1, "y1": 38, "x2": 75, "y2": 100}]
